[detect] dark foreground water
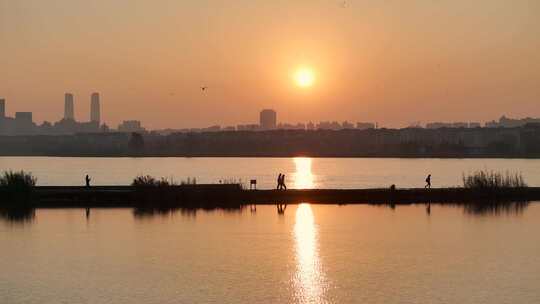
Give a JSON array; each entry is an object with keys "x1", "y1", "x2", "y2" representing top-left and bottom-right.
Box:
[{"x1": 1, "y1": 203, "x2": 539, "y2": 304}]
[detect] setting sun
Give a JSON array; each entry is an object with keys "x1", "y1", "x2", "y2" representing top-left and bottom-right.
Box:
[{"x1": 294, "y1": 67, "x2": 315, "y2": 88}]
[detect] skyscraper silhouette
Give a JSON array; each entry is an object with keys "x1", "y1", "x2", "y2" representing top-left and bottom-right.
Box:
[
  {"x1": 0, "y1": 99, "x2": 5, "y2": 118},
  {"x1": 91, "y1": 93, "x2": 100, "y2": 124},
  {"x1": 260, "y1": 109, "x2": 277, "y2": 130},
  {"x1": 64, "y1": 93, "x2": 74, "y2": 120}
]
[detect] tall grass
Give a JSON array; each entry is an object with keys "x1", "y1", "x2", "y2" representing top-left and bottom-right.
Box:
[
  {"x1": 462, "y1": 170, "x2": 527, "y2": 189},
  {"x1": 132, "y1": 175, "x2": 176, "y2": 187},
  {"x1": 0, "y1": 171, "x2": 37, "y2": 205},
  {"x1": 180, "y1": 177, "x2": 197, "y2": 185},
  {"x1": 132, "y1": 175, "x2": 200, "y2": 187},
  {"x1": 220, "y1": 178, "x2": 244, "y2": 189},
  {"x1": 0, "y1": 171, "x2": 37, "y2": 191}
]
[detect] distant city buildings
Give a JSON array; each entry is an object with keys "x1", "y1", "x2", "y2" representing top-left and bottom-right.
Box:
[
  {"x1": 277, "y1": 123, "x2": 306, "y2": 130},
  {"x1": 0, "y1": 99, "x2": 5, "y2": 118},
  {"x1": 485, "y1": 115, "x2": 540, "y2": 128},
  {"x1": 90, "y1": 93, "x2": 100, "y2": 124},
  {"x1": 118, "y1": 120, "x2": 145, "y2": 133},
  {"x1": 15, "y1": 112, "x2": 32, "y2": 123},
  {"x1": 54, "y1": 92, "x2": 101, "y2": 134},
  {"x1": 426, "y1": 122, "x2": 479, "y2": 129},
  {"x1": 0, "y1": 94, "x2": 105, "y2": 135},
  {"x1": 237, "y1": 124, "x2": 260, "y2": 131},
  {"x1": 2, "y1": 96, "x2": 540, "y2": 137},
  {"x1": 64, "y1": 93, "x2": 74, "y2": 120},
  {"x1": 259, "y1": 109, "x2": 277, "y2": 130},
  {"x1": 342, "y1": 121, "x2": 355, "y2": 129},
  {"x1": 316, "y1": 121, "x2": 342, "y2": 130},
  {"x1": 423, "y1": 116, "x2": 540, "y2": 129},
  {"x1": 14, "y1": 112, "x2": 33, "y2": 134},
  {"x1": 357, "y1": 122, "x2": 376, "y2": 130}
]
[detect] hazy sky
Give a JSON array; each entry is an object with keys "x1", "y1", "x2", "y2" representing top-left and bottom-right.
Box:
[{"x1": 1, "y1": 0, "x2": 539, "y2": 128}]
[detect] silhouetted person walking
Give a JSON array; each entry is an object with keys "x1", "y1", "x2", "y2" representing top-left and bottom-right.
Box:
[
  {"x1": 425, "y1": 174, "x2": 431, "y2": 189},
  {"x1": 280, "y1": 174, "x2": 287, "y2": 190},
  {"x1": 277, "y1": 174, "x2": 282, "y2": 190},
  {"x1": 85, "y1": 175, "x2": 91, "y2": 188}
]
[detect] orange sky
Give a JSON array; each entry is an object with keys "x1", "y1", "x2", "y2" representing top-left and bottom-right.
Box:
[{"x1": 1, "y1": 0, "x2": 539, "y2": 129}]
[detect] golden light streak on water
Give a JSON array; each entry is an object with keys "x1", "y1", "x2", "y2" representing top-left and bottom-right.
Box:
[
  {"x1": 293, "y1": 157, "x2": 315, "y2": 189},
  {"x1": 293, "y1": 203, "x2": 328, "y2": 304}
]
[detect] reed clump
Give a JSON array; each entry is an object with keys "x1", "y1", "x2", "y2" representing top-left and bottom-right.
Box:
[
  {"x1": 0, "y1": 171, "x2": 37, "y2": 204},
  {"x1": 220, "y1": 178, "x2": 244, "y2": 189},
  {"x1": 462, "y1": 170, "x2": 527, "y2": 189},
  {"x1": 180, "y1": 177, "x2": 197, "y2": 185},
  {"x1": 132, "y1": 175, "x2": 176, "y2": 187},
  {"x1": 0, "y1": 170, "x2": 37, "y2": 189}
]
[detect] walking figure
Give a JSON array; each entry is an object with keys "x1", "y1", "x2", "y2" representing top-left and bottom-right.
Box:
[
  {"x1": 85, "y1": 175, "x2": 91, "y2": 188},
  {"x1": 425, "y1": 174, "x2": 431, "y2": 189},
  {"x1": 276, "y1": 174, "x2": 282, "y2": 190},
  {"x1": 279, "y1": 174, "x2": 287, "y2": 190}
]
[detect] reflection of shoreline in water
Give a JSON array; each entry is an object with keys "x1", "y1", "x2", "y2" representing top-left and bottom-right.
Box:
[
  {"x1": 0, "y1": 207, "x2": 35, "y2": 223},
  {"x1": 0, "y1": 201, "x2": 532, "y2": 224},
  {"x1": 293, "y1": 203, "x2": 328, "y2": 304},
  {"x1": 461, "y1": 201, "x2": 530, "y2": 216},
  {"x1": 372, "y1": 201, "x2": 531, "y2": 216},
  {"x1": 132, "y1": 206, "x2": 245, "y2": 218}
]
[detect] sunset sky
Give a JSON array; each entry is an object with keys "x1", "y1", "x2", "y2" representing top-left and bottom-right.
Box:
[{"x1": 1, "y1": 0, "x2": 539, "y2": 129}]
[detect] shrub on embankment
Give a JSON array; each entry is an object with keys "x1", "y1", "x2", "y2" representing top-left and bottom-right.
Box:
[
  {"x1": 130, "y1": 175, "x2": 244, "y2": 207},
  {"x1": 131, "y1": 175, "x2": 198, "y2": 187},
  {"x1": 132, "y1": 175, "x2": 176, "y2": 187},
  {"x1": 0, "y1": 170, "x2": 37, "y2": 205},
  {"x1": 462, "y1": 170, "x2": 527, "y2": 189}
]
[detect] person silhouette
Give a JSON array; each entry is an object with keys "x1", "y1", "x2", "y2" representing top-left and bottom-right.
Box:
[
  {"x1": 277, "y1": 174, "x2": 282, "y2": 190},
  {"x1": 280, "y1": 174, "x2": 287, "y2": 190},
  {"x1": 425, "y1": 174, "x2": 431, "y2": 189},
  {"x1": 85, "y1": 175, "x2": 91, "y2": 188}
]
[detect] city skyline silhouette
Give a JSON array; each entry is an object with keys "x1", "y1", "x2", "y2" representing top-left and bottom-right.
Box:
[{"x1": 1, "y1": 0, "x2": 539, "y2": 129}]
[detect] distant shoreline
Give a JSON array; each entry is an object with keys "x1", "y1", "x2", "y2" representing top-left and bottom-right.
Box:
[
  {"x1": 2, "y1": 127, "x2": 540, "y2": 158},
  {"x1": 2, "y1": 154, "x2": 540, "y2": 159}
]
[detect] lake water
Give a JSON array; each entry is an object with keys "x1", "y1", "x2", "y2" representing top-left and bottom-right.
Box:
[
  {"x1": 2, "y1": 157, "x2": 540, "y2": 303},
  {"x1": 1, "y1": 157, "x2": 540, "y2": 188},
  {"x1": 1, "y1": 203, "x2": 540, "y2": 304}
]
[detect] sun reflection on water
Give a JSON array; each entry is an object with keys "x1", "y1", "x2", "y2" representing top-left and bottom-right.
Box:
[
  {"x1": 294, "y1": 157, "x2": 315, "y2": 189},
  {"x1": 293, "y1": 203, "x2": 328, "y2": 304}
]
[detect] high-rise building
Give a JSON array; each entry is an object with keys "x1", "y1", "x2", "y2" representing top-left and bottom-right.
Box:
[
  {"x1": 0, "y1": 99, "x2": 5, "y2": 118},
  {"x1": 90, "y1": 93, "x2": 100, "y2": 123},
  {"x1": 15, "y1": 112, "x2": 33, "y2": 123},
  {"x1": 14, "y1": 112, "x2": 34, "y2": 135},
  {"x1": 118, "y1": 120, "x2": 145, "y2": 133},
  {"x1": 64, "y1": 93, "x2": 74, "y2": 120},
  {"x1": 259, "y1": 109, "x2": 277, "y2": 130}
]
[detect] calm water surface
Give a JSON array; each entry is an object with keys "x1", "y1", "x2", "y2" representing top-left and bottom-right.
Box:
[
  {"x1": 1, "y1": 157, "x2": 540, "y2": 188},
  {"x1": 1, "y1": 204, "x2": 540, "y2": 304}
]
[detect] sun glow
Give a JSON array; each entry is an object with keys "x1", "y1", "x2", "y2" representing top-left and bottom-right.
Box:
[
  {"x1": 294, "y1": 157, "x2": 315, "y2": 189},
  {"x1": 294, "y1": 67, "x2": 315, "y2": 88}
]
